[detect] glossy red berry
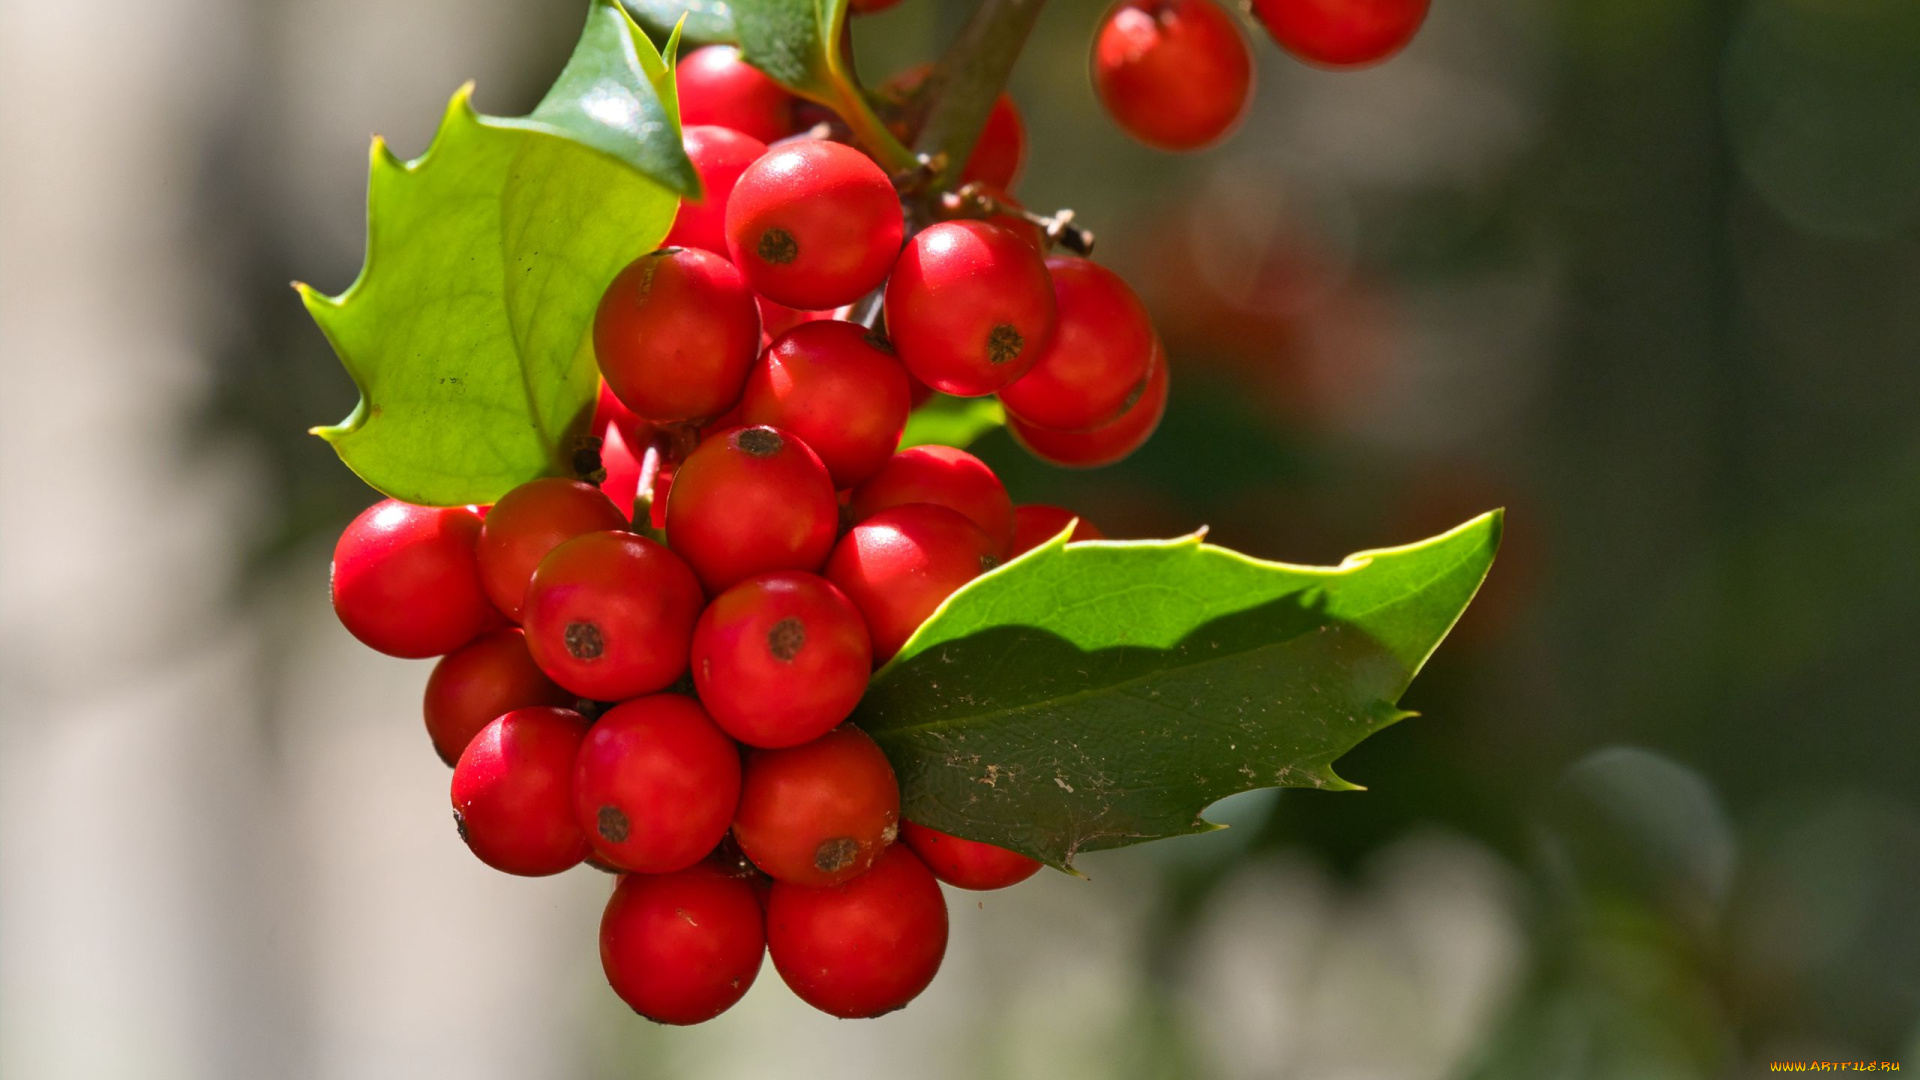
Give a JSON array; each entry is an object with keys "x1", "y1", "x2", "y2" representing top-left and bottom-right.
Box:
[
  {"x1": 1092, "y1": 0, "x2": 1254, "y2": 151},
  {"x1": 965, "y1": 94, "x2": 1027, "y2": 190},
  {"x1": 825, "y1": 503, "x2": 1000, "y2": 662},
  {"x1": 739, "y1": 321, "x2": 912, "y2": 488},
  {"x1": 849, "y1": 445, "x2": 1016, "y2": 558},
  {"x1": 692, "y1": 572, "x2": 871, "y2": 748},
  {"x1": 999, "y1": 257, "x2": 1157, "y2": 432},
  {"x1": 451, "y1": 707, "x2": 591, "y2": 876},
  {"x1": 594, "y1": 247, "x2": 761, "y2": 423},
  {"x1": 1250, "y1": 0, "x2": 1428, "y2": 68},
  {"x1": 884, "y1": 220, "x2": 1056, "y2": 397},
  {"x1": 675, "y1": 45, "x2": 798, "y2": 143},
  {"x1": 665, "y1": 126, "x2": 770, "y2": 255},
  {"x1": 726, "y1": 141, "x2": 904, "y2": 310},
  {"x1": 732, "y1": 725, "x2": 900, "y2": 887},
  {"x1": 600, "y1": 862, "x2": 766, "y2": 1025},
  {"x1": 423, "y1": 628, "x2": 573, "y2": 766},
  {"x1": 331, "y1": 500, "x2": 498, "y2": 658},
  {"x1": 475, "y1": 478, "x2": 627, "y2": 621},
  {"x1": 1009, "y1": 343, "x2": 1169, "y2": 467},
  {"x1": 665, "y1": 425, "x2": 839, "y2": 592},
  {"x1": 900, "y1": 821, "x2": 1043, "y2": 890},
  {"x1": 574, "y1": 695, "x2": 741, "y2": 873},
  {"x1": 766, "y1": 843, "x2": 948, "y2": 1018},
  {"x1": 522, "y1": 531, "x2": 705, "y2": 700},
  {"x1": 1011, "y1": 504, "x2": 1107, "y2": 556}
]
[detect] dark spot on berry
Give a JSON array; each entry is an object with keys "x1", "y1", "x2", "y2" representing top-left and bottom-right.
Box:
[
  {"x1": 980, "y1": 553, "x2": 1000, "y2": 572},
  {"x1": 757, "y1": 228, "x2": 799, "y2": 265},
  {"x1": 735, "y1": 427, "x2": 784, "y2": 457},
  {"x1": 565, "y1": 621, "x2": 604, "y2": 660},
  {"x1": 767, "y1": 617, "x2": 806, "y2": 661},
  {"x1": 986, "y1": 323, "x2": 1024, "y2": 364},
  {"x1": 814, "y1": 836, "x2": 860, "y2": 873},
  {"x1": 452, "y1": 808, "x2": 469, "y2": 845},
  {"x1": 598, "y1": 805, "x2": 630, "y2": 843}
]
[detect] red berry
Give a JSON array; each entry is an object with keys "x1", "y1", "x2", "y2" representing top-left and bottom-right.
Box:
[
  {"x1": 1009, "y1": 343, "x2": 1169, "y2": 467},
  {"x1": 574, "y1": 695, "x2": 741, "y2": 873},
  {"x1": 600, "y1": 862, "x2": 766, "y2": 1025},
  {"x1": 331, "y1": 499, "x2": 498, "y2": 658},
  {"x1": 739, "y1": 321, "x2": 912, "y2": 488},
  {"x1": 423, "y1": 628, "x2": 573, "y2": 766},
  {"x1": 451, "y1": 707, "x2": 591, "y2": 876},
  {"x1": 1249, "y1": 0, "x2": 1428, "y2": 67},
  {"x1": 692, "y1": 572, "x2": 872, "y2": 748},
  {"x1": 522, "y1": 531, "x2": 704, "y2": 700},
  {"x1": 964, "y1": 94, "x2": 1027, "y2": 190},
  {"x1": 849, "y1": 0, "x2": 905, "y2": 13},
  {"x1": 825, "y1": 503, "x2": 1000, "y2": 662},
  {"x1": 849, "y1": 445, "x2": 1015, "y2": 558},
  {"x1": 1010, "y1": 504, "x2": 1107, "y2": 556},
  {"x1": 766, "y1": 844, "x2": 948, "y2": 1018},
  {"x1": 594, "y1": 247, "x2": 761, "y2": 423},
  {"x1": 665, "y1": 425, "x2": 839, "y2": 592},
  {"x1": 732, "y1": 725, "x2": 900, "y2": 887},
  {"x1": 999, "y1": 257, "x2": 1157, "y2": 432},
  {"x1": 883, "y1": 220, "x2": 1056, "y2": 397},
  {"x1": 665, "y1": 126, "x2": 770, "y2": 255},
  {"x1": 900, "y1": 821, "x2": 1043, "y2": 890},
  {"x1": 476, "y1": 478, "x2": 627, "y2": 621},
  {"x1": 1092, "y1": 0, "x2": 1254, "y2": 151},
  {"x1": 675, "y1": 46, "x2": 798, "y2": 144},
  {"x1": 725, "y1": 141, "x2": 904, "y2": 311}
]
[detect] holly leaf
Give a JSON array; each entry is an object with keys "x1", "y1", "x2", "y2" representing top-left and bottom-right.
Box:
[
  {"x1": 624, "y1": 0, "x2": 738, "y2": 46},
  {"x1": 857, "y1": 511, "x2": 1503, "y2": 871},
  {"x1": 301, "y1": 0, "x2": 695, "y2": 506},
  {"x1": 899, "y1": 394, "x2": 1006, "y2": 450}
]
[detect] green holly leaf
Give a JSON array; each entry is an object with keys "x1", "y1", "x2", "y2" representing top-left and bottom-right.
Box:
[
  {"x1": 899, "y1": 394, "x2": 1006, "y2": 450},
  {"x1": 302, "y1": 0, "x2": 694, "y2": 506},
  {"x1": 858, "y1": 511, "x2": 1503, "y2": 871},
  {"x1": 624, "y1": 0, "x2": 738, "y2": 47}
]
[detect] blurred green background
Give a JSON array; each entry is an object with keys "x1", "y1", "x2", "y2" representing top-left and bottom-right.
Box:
[{"x1": 3, "y1": 0, "x2": 1916, "y2": 1076}]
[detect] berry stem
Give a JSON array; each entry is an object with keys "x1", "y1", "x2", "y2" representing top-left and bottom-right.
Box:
[{"x1": 911, "y1": 0, "x2": 1048, "y2": 191}]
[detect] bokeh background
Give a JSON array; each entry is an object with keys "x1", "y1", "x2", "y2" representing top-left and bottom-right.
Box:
[{"x1": 4, "y1": 0, "x2": 1917, "y2": 1075}]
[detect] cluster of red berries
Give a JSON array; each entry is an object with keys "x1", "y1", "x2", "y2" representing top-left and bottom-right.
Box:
[
  {"x1": 327, "y1": 54, "x2": 1150, "y2": 1020},
  {"x1": 652, "y1": 48, "x2": 1171, "y2": 469},
  {"x1": 330, "y1": 463, "x2": 1100, "y2": 1022},
  {"x1": 1091, "y1": 0, "x2": 1431, "y2": 151}
]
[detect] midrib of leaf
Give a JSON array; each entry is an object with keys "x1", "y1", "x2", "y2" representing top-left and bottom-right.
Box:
[{"x1": 868, "y1": 521, "x2": 1497, "y2": 741}]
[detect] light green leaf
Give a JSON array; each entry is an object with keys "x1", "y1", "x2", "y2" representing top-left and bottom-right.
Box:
[
  {"x1": 899, "y1": 394, "x2": 1006, "y2": 450},
  {"x1": 303, "y1": 0, "x2": 692, "y2": 506},
  {"x1": 857, "y1": 511, "x2": 1503, "y2": 870}
]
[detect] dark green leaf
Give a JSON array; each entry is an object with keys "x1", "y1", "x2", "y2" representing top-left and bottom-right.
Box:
[
  {"x1": 858, "y1": 511, "x2": 1503, "y2": 870},
  {"x1": 623, "y1": 0, "x2": 738, "y2": 46},
  {"x1": 303, "y1": 0, "x2": 690, "y2": 505}
]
